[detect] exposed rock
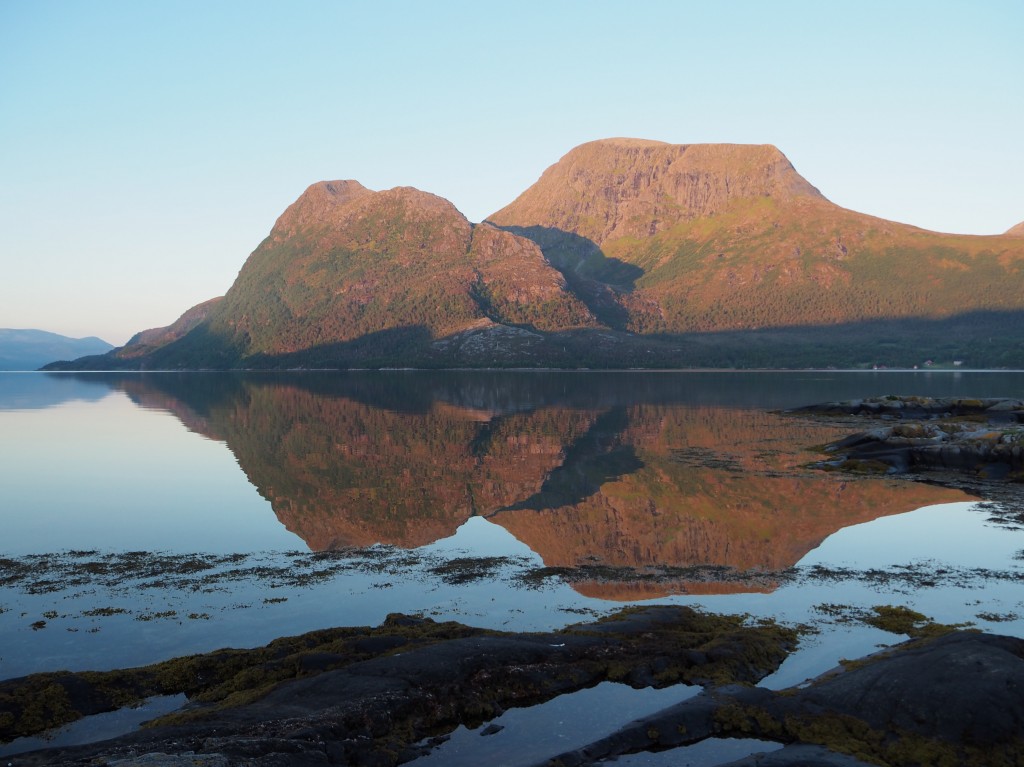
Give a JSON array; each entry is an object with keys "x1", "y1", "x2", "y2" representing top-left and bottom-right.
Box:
[
  {"x1": 107, "y1": 754, "x2": 229, "y2": 767},
  {"x1": 790, "y1": 395, "x2": 1024, "y2": 422},
  {"x1": 535, "y1": 631, "x2": 1024, "y2": 767},
  {"x1": 3, "y1": 607, "x2": 796, "y2": 766},
  {"x1": 794, "y1": 396, "x2": 1024, "y2": 479},
  {"x1": 6, "y1": 599, "x2": 1024, "y2": 767}
]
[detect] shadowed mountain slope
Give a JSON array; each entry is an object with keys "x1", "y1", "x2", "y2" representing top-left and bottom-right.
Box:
[{"x1": 113, "y1": 297, "x2": 223, "y2": 360}]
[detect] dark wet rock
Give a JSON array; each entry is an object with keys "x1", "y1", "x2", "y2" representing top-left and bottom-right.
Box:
[
  {"x1": 796, "y1": 632, "x2": 1024, "y2": 745},
  {"x1": 2, "y1": 606, "x2": 796, "y2": 766},
  {"x1": 790, "y1": 395, "x2": 1024, "y2": 422},
  {"x1": 537, "y1": 630, "x2": 1024, "y2": 767},
  {"x1": 717, "y1": 744, "x2": 876, "y2": 766},
  {"x1": 9, "y1": 615, "x2": 1024, "y2": 767},
  {"x1": 107, "y1": 754, "x2": 229, "y2": 767}
]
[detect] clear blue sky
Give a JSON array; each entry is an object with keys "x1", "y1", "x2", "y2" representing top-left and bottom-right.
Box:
[{"x1": 2, "y1": 0, "x2": 1021, "y2": 344}]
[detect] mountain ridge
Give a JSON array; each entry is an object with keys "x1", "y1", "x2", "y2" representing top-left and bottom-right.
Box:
[{"x1": 45, "y1": 138, "x2": 1024, "y2": 370}]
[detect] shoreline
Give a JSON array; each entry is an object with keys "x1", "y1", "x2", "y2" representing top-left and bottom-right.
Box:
[{"x1": 3, "y1": 606, "x2": 1023, "y2": 766}]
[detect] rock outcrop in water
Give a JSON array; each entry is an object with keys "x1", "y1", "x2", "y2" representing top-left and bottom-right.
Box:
[{"x1": 795, "y1": 396, "x2": 1024, "y2": 480}]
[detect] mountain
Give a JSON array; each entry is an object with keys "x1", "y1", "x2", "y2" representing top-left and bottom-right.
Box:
[
  {"x1": 47, "y1": 139, "x2": 1024, "y2": 370},
  {"x1": 0, "y1": 329, "x2": 113, "y2": 370},
  {"x1": 1006, "y1": 221, "x2": 1024, "y2": 237},
  {"x1": 488, "y1": 139, "x2": 1024, "y2": 339},
  {"x1": 57, "y1": 181, "x2": 595, "y2": 370}
]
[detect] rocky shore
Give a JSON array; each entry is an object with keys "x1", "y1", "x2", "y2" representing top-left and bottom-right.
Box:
[
  {"x1": 3, "y1": 606, "x2": 1024, "y2": 766},
  {"x1": 792, "y1": 396, "x2": 1024, "y2": 480}
]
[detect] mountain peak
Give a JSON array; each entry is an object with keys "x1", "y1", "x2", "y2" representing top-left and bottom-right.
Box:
[
  {"x1": 271, "y1": 180, "x2": 469, "y2": 242},
  {"x1": 271, "y1": 180, "x2": 372, "y2": 237},
  {"x1": 489, "y1": 138, "x2": 823, "y2": 245}
]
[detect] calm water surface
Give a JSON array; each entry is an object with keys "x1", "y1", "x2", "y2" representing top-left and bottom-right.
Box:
[{"x1": 2, "y1": 371, "x2": 1023, "y2": 734}]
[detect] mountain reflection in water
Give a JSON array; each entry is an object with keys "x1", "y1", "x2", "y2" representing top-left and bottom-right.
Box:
[{"x1": 49, "y1": 370, "x2": 972, "y2": 598}]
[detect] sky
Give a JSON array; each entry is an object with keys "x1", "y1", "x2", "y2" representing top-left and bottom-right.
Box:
[{"x1": 1, "y1": 0, "x2": 1022, "y2": 345}]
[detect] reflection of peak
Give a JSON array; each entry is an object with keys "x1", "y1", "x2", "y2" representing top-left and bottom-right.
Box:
[
  {"x1": 495, "y1": 408, "x2": 642, "y2": 513},
  {"x1": 110, "y1": 374, "x2": 971, "y2": 594},
  {"x1": 490, "y1": 406, "x2": 970, "y2": 597}
]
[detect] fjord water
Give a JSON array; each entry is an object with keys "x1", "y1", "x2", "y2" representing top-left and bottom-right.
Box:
[{"x1": 1, "y1": 370, "x2": 1023, "y2": 685}]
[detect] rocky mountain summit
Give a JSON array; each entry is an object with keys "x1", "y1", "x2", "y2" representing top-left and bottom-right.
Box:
[
  {"x1": 488, "y1": 138, "x2": 825, "y2": 245},
  {"x1": 45, "y1": 139, "x2": 1024, "y2": 370}
]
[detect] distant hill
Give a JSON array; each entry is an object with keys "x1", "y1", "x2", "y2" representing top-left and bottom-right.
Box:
[
  {"x1": 1006, "y1": 221, "x2": 1024, "y2": 237},
  {"x1": 46, "y1": 139, "x2": 1024, "y2": 370},
  {"x1": 0, "y1": 329, "x2": 113, "y2": 370}
]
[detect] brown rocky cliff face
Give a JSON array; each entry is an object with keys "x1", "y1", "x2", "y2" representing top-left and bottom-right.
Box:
[
  {"x1": 468, "y1": 223, "x2": 598, "y2": 330},
  {"x1": 486, "y1": 139, "x2": 1024, "y2": 339},
  {"x1": 488, "y1": 138, "x2": 825, "y2": 245}
]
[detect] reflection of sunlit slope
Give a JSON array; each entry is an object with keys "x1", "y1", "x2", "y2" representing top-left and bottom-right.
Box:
[
  {"x1": 490, "y1": 405, "x2": 970, "y2": 599},
  {"x1": 113, "y1": 374, "x2": 970, "y2": 597},
  {"x1": 207, "y1": 384, "x2": 599, "y2": 548}
]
